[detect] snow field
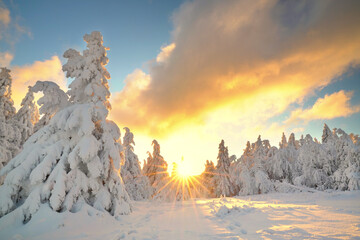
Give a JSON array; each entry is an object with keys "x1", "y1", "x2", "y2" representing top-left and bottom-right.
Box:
[{"x1": 0, "y1": 191, "x2": 359, "y2": 240}]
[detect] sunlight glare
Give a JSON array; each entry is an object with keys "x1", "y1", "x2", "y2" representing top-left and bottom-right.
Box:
[{"x1": 177, "y1": 160, "x2": 196, "y2": 178}]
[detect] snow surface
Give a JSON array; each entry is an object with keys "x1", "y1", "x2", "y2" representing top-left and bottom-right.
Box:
[{"x1": 0, "y1": 191, "x2": 359, "y2": 240}]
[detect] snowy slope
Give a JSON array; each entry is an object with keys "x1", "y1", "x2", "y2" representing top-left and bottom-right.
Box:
[{"x1": 0, "y1": 191, "x2": 359, "y2": 240}]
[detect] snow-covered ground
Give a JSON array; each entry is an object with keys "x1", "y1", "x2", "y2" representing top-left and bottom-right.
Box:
[{"x1": 0, "y1": 191, "x2": 359, "y2": 240}]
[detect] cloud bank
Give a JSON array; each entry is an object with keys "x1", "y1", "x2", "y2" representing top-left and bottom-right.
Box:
[{"x1": 111, "y1": 0, "x2": 360, "y2": 137}]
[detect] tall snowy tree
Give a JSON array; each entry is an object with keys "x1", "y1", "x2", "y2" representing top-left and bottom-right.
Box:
[
  {"x1": 332, "y1": 129, "x2": 360, "y2": 190},
  {"x1": 279, "y1": 132, "x2": 287, "y2": 149},
  {"x1": 268, "y1": 133, "x2": 298, "y2": 183},
  {"x1": 143, "y1": 140, "x2": 170, "y2": 200},
  {"x1": 231, "y1": 136, "x2": 274, "y2": 195},
  {"x1": 201, "y1": 160, "x2": 216, "y2": 197},
  {"x1": 0, "y1": 31, "x2": 131, "y2": 221},
  {"x1": 13, "y1": 87, "x2": 39, "y2": 146},
  {"x1": 32, "y1": 81, "x2": 69, "y2": 132},
  {"x1": 0, "y1": 68, "x2": 20, "y2": 184},
  {"x1": 294, "y1": 134, "x2": 332, "y2": 190},
  {"x1": 213, "y1": 140, "x2": 234, "y2": 197},
  {"x1": 0, "y1": 67, "x2": 16, "y2": 120},
  {"x1": 121, "y1": 127, "x2": 152, "y2": 201},
  {"x1": 322, "y1": 123, "x2": 333, "y2": 144}
]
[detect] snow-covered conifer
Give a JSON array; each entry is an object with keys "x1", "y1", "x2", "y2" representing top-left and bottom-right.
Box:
[
  {"x1": 213, "y1": 140, "x2": 234, "y2": 197},
  {"x1": 0, "y1": 31, "x2": 131, "y2": 221},
  {"x1": 268, "y1": 133, "x2": 297, "y2": 183},
  {"x1": 0, "y1": 68, "x2": 20, "y2": 184},
  {"x1": 201, "y1": 160, "x2": 216, "y2": 197},
  {"x1": 231, "y1": 136, "x2": 274, "y2": 195},
  {"x1": 63, "y1": 32, "x2": 111, "y2": 109},
  {"x1": 13, "y1": 87, "x2": 39, "y2": 146},
  {"x1": 0, "y1": 67, "x2": 16, "y2": 120},
  {"x1": 332, "y1": 128, "x2": 360, "y2": 190},
  {"x1": 279, "y1": 132, "x2": 287, "y2": 149},
  {"x1": 294, "y1": 134, "x2": 332, "y2": 190},
  {"x1": 143, "y1": 140, "x2": 170, "y2": 200},
  {"x1": 322, "y1": 123, "x2": 333, "y2": 144},
  {"x1": 32, "y1": 81, "x2": 69, "y2": 132},
  {"x1": 121, "y1": 127, "x2": 152, "y2": 201}
]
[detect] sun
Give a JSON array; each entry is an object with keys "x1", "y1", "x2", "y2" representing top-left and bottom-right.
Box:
[{"x1": 177, "y1": 163, "x2": 193, "y2": 178}]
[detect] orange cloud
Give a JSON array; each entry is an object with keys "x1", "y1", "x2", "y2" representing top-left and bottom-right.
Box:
[
  {"x1": 0, "y1": 6, "x2": 10, "y2": 40},
  {"x1": 156, "y1": 43, "x2": 176, "y2": 63},
  {"x1": 11, "y1": 56, "x2": 67, "y2": 109},
  {"x1": 285, "y1": 91, "x2": 360, "y2": 124},
  {"x1": 0, "y1": 7, "x2": 10, "y2": 26},
  {"x1": 0, "y1": 52, "x2": 13, "y2": 67},
  {"x1": 111, "y1": 0, "x2": 360, "y2": 138}
]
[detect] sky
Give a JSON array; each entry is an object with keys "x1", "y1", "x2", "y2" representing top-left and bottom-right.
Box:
[{"x1": 1, "y1": 0, "x2": 360, "y2": 175}]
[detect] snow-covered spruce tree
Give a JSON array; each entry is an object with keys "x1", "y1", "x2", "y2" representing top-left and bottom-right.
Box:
[
  {"x1": 0, "y1": 68, "x2": 20, "y2": 184},
  {"x1": 294, "y1": 134, "x2": 332, "y2": 190},
  {"x1": 121, "y1": 127, "x2": 152, "y2": 201},
  {"x1": 0, "y1": 68, "x2": 16, "y2": 120},
  {"x1": 32, "y1": 81, "x2": 69, "y2": 132},
  {"x1": 279, "y1": 132, "x2": 287, "y2": 149},
  {"x1": 200, "y1": 160, "x2": 216, "y2": 197},
  {"x1": 13, "y1": 87, "x2": 39, "y2": 146},
  {"x1": 322, "y1": 123, "x2": 333, "y2": 144},
  {"x1": 143, "y1": 140, "x2": 170, "y2": 200},
  {"x1": 230, "y1": 141, "x2": 256, "y2": 195},
  {"x1": 251, "y1": 136, "x2": 274, "y2": 194},
  {"x1": 0, "y1": 31, "x2": 131, "y2": 221},
  {"x1": 332, "y1": 128, "x2": 360, "y2": 190},
  {"x1": 268, "y1": 133, "x2": 298, "y2": 183},
  {"x1": 213, "y1": 140, "x2": 235, "y2": 197},
  {"x1": 230, "y1": 136, "x2": 274, "y2": 195}
]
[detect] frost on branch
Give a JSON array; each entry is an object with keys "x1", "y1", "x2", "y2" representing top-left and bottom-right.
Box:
[
  {"x1": 0, "y1": 31, "x2": 131, "y2": 221},
  {"x1": 121, "y1": 127, "x2": 152, "y2": 201},
  {"x1": 32, "y1": 81, "x2": 69, "y2": 132}
]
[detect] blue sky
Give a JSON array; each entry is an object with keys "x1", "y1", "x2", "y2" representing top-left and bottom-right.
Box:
[
  {"x1": 2, "y1": 0, "x2": 183, "y2": 91},
  {"x1": 1, "y1": 0, "x2": 360, "y2": 174}
]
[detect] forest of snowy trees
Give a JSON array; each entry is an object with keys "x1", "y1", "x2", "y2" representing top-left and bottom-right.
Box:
[{"x1": 0, "y1": 32, "x2": 359, "y2": 223}]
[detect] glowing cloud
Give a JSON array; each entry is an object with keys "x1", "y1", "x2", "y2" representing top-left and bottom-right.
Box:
[
  {"x1": 0, "y1": 6, "x2": 10, "y2": 40},
  {"x1": 111, "y1": 0, "x2": 360, "y2": 137},
  {"x1": 0, "y1": 52, "x2": 13, "y2": 67},
  {"x1": 285, "y1": 91, "x2": 360, "y2": 124},
  {"x1": 11, "y1": 56, "x2": 67, "y2": 109},
  {"x1": 108, "y1": 0, "x2": 360, "y2": 174},
  {"x1": 0, "y1": 7, "x2": 10, "y2": 26},
  {"x1": 156, "y1": 43, "x2": 176, "y2": 63}
]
